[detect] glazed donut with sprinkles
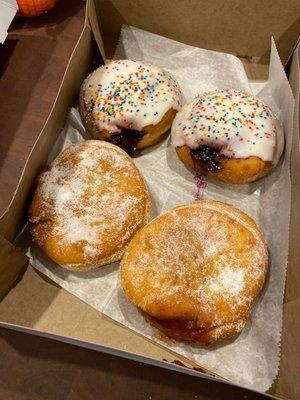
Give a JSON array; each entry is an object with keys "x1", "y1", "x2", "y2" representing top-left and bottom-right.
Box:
[
  {"x1": 80, "y1": 60, "x2": 183, "y2": 155},
  {"x1": 172, "y1": 89, "x2": 284, "y2": 183}
]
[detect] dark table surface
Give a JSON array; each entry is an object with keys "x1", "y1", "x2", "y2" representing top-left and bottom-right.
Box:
[{"x1": 0, "y1": 1, "x2": 268, "y2": 398}]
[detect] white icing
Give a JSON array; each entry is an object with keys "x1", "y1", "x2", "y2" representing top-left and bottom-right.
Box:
[
  {"x1": 80, "y1": 59, "x2": 183, "y2": 134},
  {"x1": 171, "y1": 89, "x2": 284, "y2": 163}
]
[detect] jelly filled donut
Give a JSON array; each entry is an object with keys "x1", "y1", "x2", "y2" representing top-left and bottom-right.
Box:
[
  {"x1": 121, "y1": 200, "x2": 268, "y2": 344},
  {"x1": 171, "y1": 89, "x2": 284, "y2": 183},
  {"x1": 80, "y1": 60, "x2": 183, "y2": 155},
  {"x1": 29, "y1": 141, "x2": 151, "y2": 271}
]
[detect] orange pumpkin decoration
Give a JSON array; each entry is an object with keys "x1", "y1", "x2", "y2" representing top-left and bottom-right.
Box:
[{"x1": 17, "y1": 0, "x2": 59, "y2": 17}]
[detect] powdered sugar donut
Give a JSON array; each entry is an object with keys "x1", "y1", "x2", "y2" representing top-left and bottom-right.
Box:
[
  {"x1": 171, "y1": 89, "x2": 284, "y2": 183},
  {"x1": 121, "y1": 200, "x2": 268, "y2": 344},
  {"x1": 80, "y1": 60, "x2": 183, "y2": 155},
  {"x1": 29, "y1": 141, "x2": 151, "y2": 271}
]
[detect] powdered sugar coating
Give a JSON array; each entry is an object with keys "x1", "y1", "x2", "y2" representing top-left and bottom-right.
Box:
[
  {"x1": 171, "y1": 89, "x2": 284, "y2": 164},
  {"x1": 121, "y1": 200, "x2": 268, "y2": 341},
  {"x1": 80, "y1": 60, "x2": 183, "y2": 135},
  {"x1": 29, "y1": 140, "x2": 150, "y2": 270}
]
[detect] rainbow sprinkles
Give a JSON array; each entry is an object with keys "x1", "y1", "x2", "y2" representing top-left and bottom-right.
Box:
[
  {"x1": 171, "y1": 89, "x2": 284, "y2": 164},
  {"x1": 80, "y1": 59, "x2": 183, "y2": 134}
]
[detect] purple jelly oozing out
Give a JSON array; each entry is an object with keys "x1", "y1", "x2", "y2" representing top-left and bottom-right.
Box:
[
  {"x1": 108, "y1": 128, "x2": 145, "y2": 155},
  {"x1": 194, "y1": 173, "x2": 207, "y2": 200},
  {"x1": 190, "y1": 145, "x2": 223, "y2": 173}
]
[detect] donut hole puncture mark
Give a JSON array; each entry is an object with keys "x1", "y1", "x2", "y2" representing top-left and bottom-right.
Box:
[
  {"x1": 190, "y1": 145, "x2": 224, "y2": 173},
  {"x1": 108, "y1": 128, "x2": 145, "y2": 156}
]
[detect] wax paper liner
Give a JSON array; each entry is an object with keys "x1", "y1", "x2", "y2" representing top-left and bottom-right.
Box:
[{"x1": 20, "y1": 27, "x2": 294, "y2": 392}]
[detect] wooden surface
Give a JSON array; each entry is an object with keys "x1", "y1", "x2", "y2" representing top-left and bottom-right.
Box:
[{"x1": 0, "y1": 1, "x2": 268, "y2": 399}]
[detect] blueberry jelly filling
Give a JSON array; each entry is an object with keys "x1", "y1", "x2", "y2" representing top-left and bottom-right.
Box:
[
  {"x1": 190, "y1": 145, "x2": 223, "y2": 173},
  {"x1": 108, "y1": 128, "x2": 145, "y2": 155}
]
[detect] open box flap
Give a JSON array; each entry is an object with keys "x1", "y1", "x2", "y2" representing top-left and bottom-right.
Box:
[
  {"x1": 88, "y1": 0, "x2": 300, "y2": 71},
  {"x1": 273, "y1": 44, "x2": 300, "y2": 400},
  {"x1": 0, "y1": 318, "x2": 280, "y2": 400},
  {"x1": 0, "y1": 236, "x2": 28, "y2": 300}
]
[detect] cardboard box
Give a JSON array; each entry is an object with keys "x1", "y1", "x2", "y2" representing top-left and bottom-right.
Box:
[{"x1": 0, "y1": 1, "x2": 299, "y2": 398}]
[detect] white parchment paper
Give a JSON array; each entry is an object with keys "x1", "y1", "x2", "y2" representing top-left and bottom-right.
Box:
[{"x1": 22, "y1": 26, "x2": 294, "y2": 391}]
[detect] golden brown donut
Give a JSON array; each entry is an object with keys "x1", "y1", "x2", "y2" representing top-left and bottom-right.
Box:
[
  {"x1": 145, "y1": 314, "x2": 247, "y2": 343},
  {"x1": 171, "y1": 89, "x2": 284, "y2": 184},
  {"x1": 29, "y1": 140, "x2": 151, "y2": 271},
  {"x1": 121, "y1": 200, "x2": 268, "y2": 344},
  {"x1": 79, "y1": 60, "x2": 183, "y2": 155},
  {"x1": 176, "y1": 146, "x2": 272, "y2": 184}
]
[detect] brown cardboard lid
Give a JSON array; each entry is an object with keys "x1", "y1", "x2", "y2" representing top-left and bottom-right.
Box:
[
  {"x1": 0, "y1": 236, "x2": 28, "y2": 300},
  {"x1": 90, "y1": 0, "x2": 300, "y2": 67},
  {"x1": 272, "y1": 44, "x2": 300, "y2": 400}
]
